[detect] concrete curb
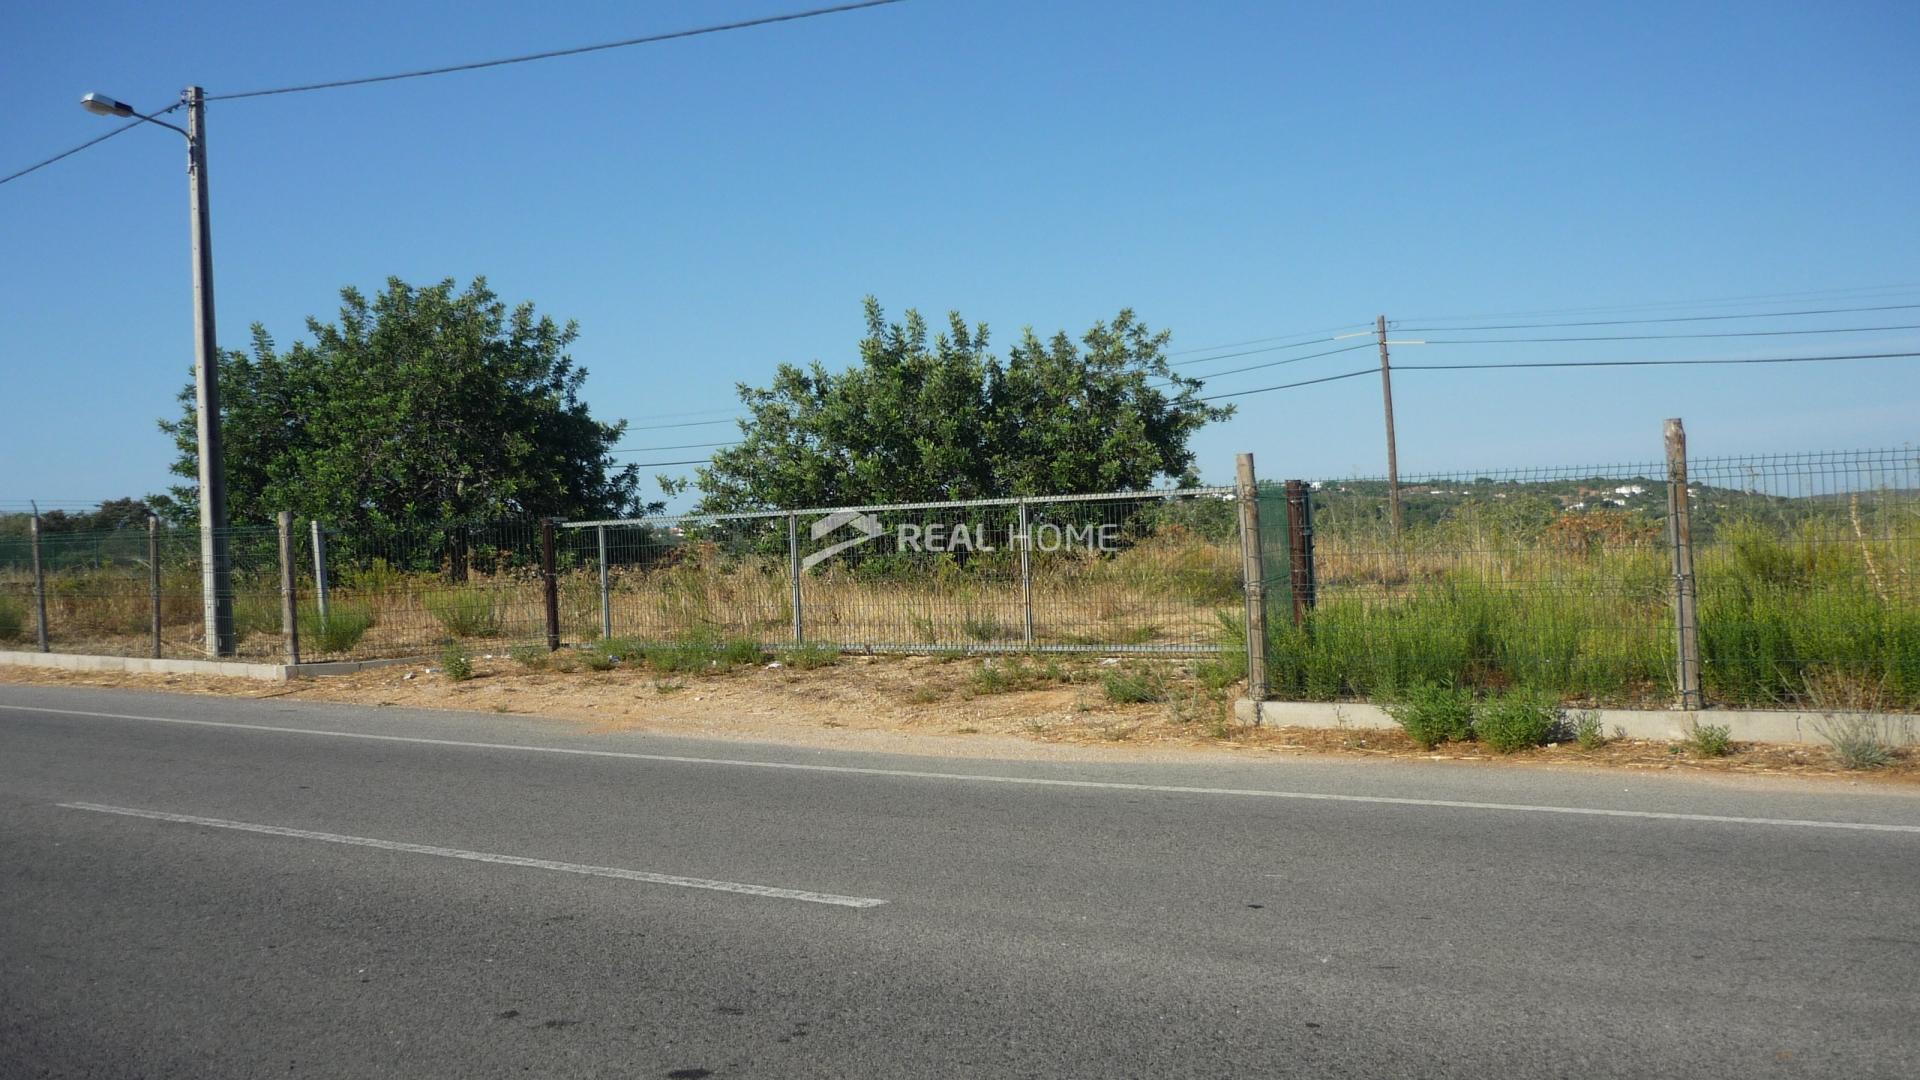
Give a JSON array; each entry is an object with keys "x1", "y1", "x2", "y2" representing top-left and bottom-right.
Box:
[
  {"x1": 0, "y1": 650, "x2": 424, "y2": 683},
  {"x1": 1233, "y1": 699, "x2": 1912, "y2": 745}
]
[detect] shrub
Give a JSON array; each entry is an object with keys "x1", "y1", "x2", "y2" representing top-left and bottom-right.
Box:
[
  {"x1": 1682, "y1": 720, "x2": 1732, "y2": 757},
  {"x1": 299, "y1": 603, "x2": 373, "y2": 654},
  {"x1": 426, "y1": 588, "x2": 503, "y2": 638},
  {"x1": 1572, "y1": 710, "x2": 1608, "y2": 750},
  {"x1": 1102, "y1": 665, "x2": 1167, "y2": 704},
  {"x1": 642, "y1": 632, "x2": 763, "y2": 674},
  {"x1": 440, "y1": 641, "x2": 474, "y2": 681},
  {"x1": 1812, "y1": 709, "x2": 1912, "y2": 770},
  {"x1": 1476, "y1": 690, "x2": 1560, "y2": 753},
  {"x1": 508, "y1": 644, "x2": 549, "y2": 670},
  {"x1": 1385, "y1": 682, "x2": 1476, "y2": 749},
  {"x1": 0, "y1": 595, "x2": 24, "y2": 642}
]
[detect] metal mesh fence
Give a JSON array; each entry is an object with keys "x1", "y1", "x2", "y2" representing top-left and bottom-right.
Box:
[
  {"x1": 1252, "y1": 447, "x2": 1920, "y2": 709},
  {"x1": 7, "y1": 448, "x2": 1914, "y2": 707},
  {"x1": 573, "y1": 489, "x2": 1240, "y2": 654}
]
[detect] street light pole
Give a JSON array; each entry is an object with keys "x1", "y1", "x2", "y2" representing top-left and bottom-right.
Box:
[
  {"x1": 184, "y1": 86, "x2": 234, "y2": 657},
  {"x1": 82, "y1": 87, "x2": 234, "y2": 656}
]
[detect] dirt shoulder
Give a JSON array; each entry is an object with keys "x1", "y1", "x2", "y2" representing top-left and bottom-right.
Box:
[{"x1": 2, "y1": 651, "x2": 1914, "y2": 784}]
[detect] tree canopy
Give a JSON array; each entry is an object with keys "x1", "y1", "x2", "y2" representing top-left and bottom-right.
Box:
[
  {"x1": 153, "y1": 277, "x2": 648, "y2": 533},
  {"x1": 695, "y1": 298, "x2": 1230, "y2": 513}
]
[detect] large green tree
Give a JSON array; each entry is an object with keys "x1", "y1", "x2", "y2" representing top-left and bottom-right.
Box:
[
  {"x1": 154, "y1": 277, "x2": 647, "y2": 534},
  {"x1": 695, "y1": 298, "x2": 1230, "y2": 512}
]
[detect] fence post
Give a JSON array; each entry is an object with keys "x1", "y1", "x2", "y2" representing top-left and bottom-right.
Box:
[
  {"x1": 276, "y1": 511, "x2": 300, "y2": 666},
  {"x1": 597, "y1": 524, "x2": 612, "y2": 640},
  {"x1": 1017, "y1": 499, "x2": 1035, "y2": 648},
  {"x1": 1236, "y1": 454, "x2": 1270, "y2": 710},
  {"x1": 1284, "y1": 480, "x2": 1316, "y2": 627},
  {"x1": 1665, "y1": 419, "x2": 1703, "y2": 710},
  {"x1": 788, "y1": 512, "x2": 804, "y2": 646},
  {"x1": 310, "y1": 519, "x2": 330, "y2": 624},
  {"x1": 29, "y1": 514, "x2": 49, "y2": 652},
  {"x1": 148, "y1": 514, "x2": 163, "y2": 659},
  {"x1": 541, "y1": 518, "x2": 561, "y2": 652}
]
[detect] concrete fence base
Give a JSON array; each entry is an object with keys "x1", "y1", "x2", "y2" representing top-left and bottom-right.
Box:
[
  {"x1": 1233, "y1": 699, "x2": 1914, "y2": 745},
  {"x1": 0, "y1": 650, "x2": 422, "y2": 683}
]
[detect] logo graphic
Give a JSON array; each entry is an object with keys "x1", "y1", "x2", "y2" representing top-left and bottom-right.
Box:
[{"x1": 801, "y1": 510, "x2": 884, "y2": 570}]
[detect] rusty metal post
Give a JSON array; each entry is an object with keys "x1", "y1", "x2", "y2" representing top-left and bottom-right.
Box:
[
  {"x1": 1236, "y1": 454, "x2": 1270, "y2": 708},
  {"x1": 1665, "y1": 419, "x2": 1703, "y2": 710},
  {"x1": 276, "y1": 511, "x2": 300, "y2": 666},
  {"x1": 541, "y1": 518, "x2": 561, "y2": 651},
  {"x1": 29, "y1": 514, "x2": 49, "y2": 652},
  {"x1": 1284, "y1": 480, "x2": 1316, "y2": 627},
  {"x1": 148, "y1": 514, "x2": 163, "y2": 658}
]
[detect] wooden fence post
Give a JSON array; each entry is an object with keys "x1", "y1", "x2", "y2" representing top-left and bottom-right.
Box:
[
  {"x1": 541, "y1": 518, "x2": 561, "y2": 652},
  {"x1": 29, "y1": 514, "x2": 49, "y2": 652},
  {"x1": 277, "y1": 511, "x2": 300, "y2": 666},
  {"x1": 1236, "y1": 454, "x2": 1270, "y2": 709},
  {"x1": 1665, "y1": 419, "x2": 1703, "y2": 710},
  {"x1": 148, "y1": 514, "x2": 163, "y2": 659},
  {"x1": 1285, "y1": 480, "x2": 1316, "y2": 627}
]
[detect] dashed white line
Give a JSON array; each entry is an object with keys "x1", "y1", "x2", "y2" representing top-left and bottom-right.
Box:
[
  {"x1": 58, "y1": 801, "x2": 886, "y2": 909},
  {"x1": 7, "y1": 702, "x2": 1920, "y2": 834}
]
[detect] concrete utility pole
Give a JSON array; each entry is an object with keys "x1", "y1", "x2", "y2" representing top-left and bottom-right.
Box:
[
  {"x1": 186, "y1": 87, "x2": 235, "y2": 656},
  {"x1": 1376, "y1": 314, "x2": 1403, "y2": 539},
  {"x1": 82, "y1": 86, "x2": 234, "y2": 656}
]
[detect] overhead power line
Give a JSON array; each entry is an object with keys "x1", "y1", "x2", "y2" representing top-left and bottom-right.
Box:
[
  {"x1": 1181, "y1": 341, "x2": 1376, "y2": 381},
  {"x1": 1395, "y1": 282, "x2": 1920, "y2": 325},
  {"x1": 1167, "y1": 322, "x2": 1371, "y2": 358},
  {"x1": 1206, "y1": 349, "x2": 1919, "y2": 402},
  {"x1": 621, "y1": 458, "x2": 711, "y2": 468},
  {"x1": 206, "y1": 0, "x2": 906, "y2": 101},
  {"x1": 1395, "y1": 351, "x2": 1920, "y2": 373},
  {"x1": 0, "y1": 107, "x2": 172, "y2": 188},
  {"x1": 1419, "y1": 323, "x2": 1920, "y2": 345},
  {"x1": 625, "y1": 417, "x2": 743, "y2": 432},
  {"x1": 1396, "y1": 302, "x2": 1920, "y2": 333},
  {"x1": 611, "y1": 441, "x2": 735, "y2": 454}
]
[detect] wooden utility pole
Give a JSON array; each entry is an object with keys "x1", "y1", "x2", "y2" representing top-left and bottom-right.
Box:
[
  {"x1": 1664, "y1": 419, "x2": 1703, "y2": 710},
  {"x1": 1235, "y1": 454, "x2": 1270, "y2": 707},
  {"x1": 1376, "y1": 315, "x2": 1403, "y2": 539}
]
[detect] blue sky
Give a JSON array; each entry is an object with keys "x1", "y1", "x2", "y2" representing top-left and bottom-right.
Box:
[{"x1": 3, "y1": 0, "x2": 1916, "y2": 511}]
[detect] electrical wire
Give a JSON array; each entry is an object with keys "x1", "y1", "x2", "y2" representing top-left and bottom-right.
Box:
[
  {"x1": 611, "y1": 441, "x2": 735, "y2": 454},
  {"x1": 1395, "y1": 351, "x2": 1920, "y2": 373},
  {"x1": 1178, "y1": 341, "x2": 1376, "y2": 381},
  {"x1": 0, "y1": 110, "x2": 164, "y2": 188},
  {"x1": 1167, "y1": 322, "x2": 1371, "y2": 358},
  {"x1": 1396, "y1": 302, "x2": 1920, "y2": 333},
  {"x1": 1201, "y1": 350, "x2": 1919, "y2": 402},
  {"x1": 1418, "y1": 323, "x2": 1920, "y2": 345},
  {"x1": 1169, "y1": 336, "x2": 1370, "y2": 368},
  {"x1": 1201, "y1": 367, "x2": 1378, "y2": 402},
  {"x1": 205, "y1": 0, "x2": 906, "y2": 101},
  {"x1": 1394, "y1": 283, "x2": 1920, "y2": 325},
  {"x1": 624, "y1": 417, "x2": 743, "y2": 432},
  {"x1": 619, "y1": 458, "x2": 711, "y2": 468}
]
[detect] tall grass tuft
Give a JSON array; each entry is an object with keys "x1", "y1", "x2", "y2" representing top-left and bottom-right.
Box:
[
  {"x1": 426, "y1": 588, "x2": 504, "y2": 638},
  {"x1": 1385, "y1": 682, "x2": 1476, "y2": 749},
  {"x1": 299, "y1": 603, "x2": 374, "y2": 655},
  {"x1": 1475, "y1": 689, "x2": 1560, "y2": 753},
  {"x1": 0, "y1": 594, "x2": 24, "y2": 642}
]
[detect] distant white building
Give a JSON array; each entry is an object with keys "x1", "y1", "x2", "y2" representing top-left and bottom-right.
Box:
[{"x1": 1612, "y1": 485, "x2": 1646, "y2": 496}]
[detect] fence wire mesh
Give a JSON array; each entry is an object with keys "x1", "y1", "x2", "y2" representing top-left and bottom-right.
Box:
[{"x1": 1254, "y1": 447, "x2": 1920, "y2": 708}]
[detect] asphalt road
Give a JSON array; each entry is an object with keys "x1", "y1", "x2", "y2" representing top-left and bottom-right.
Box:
[{"x1": 3, "y1": 684, "x2": 1918, "y2": 1079}]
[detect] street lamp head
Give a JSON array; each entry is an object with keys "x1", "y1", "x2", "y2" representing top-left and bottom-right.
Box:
[{"x1": 81, "y1": 92, "x2": 136, "y2": 118}]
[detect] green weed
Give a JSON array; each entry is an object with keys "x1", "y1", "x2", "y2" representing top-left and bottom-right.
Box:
[
  {"x1": 1385, "y1": 682, "x2": 1476, "y2": 749},
  {"x1": 440, "y1": 641, "x2": 473, "y2": 682},
  {"x1": 1475, "y1": 689, "x2": 1560, "y2": 753},
  {"x1": 298, "y1": 603, "x2": 373, "y2": 654}
]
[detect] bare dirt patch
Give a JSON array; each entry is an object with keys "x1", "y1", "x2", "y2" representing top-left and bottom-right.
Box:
[{"x1": 3, "y1": 653, "x2": 1914, "y2": 783}]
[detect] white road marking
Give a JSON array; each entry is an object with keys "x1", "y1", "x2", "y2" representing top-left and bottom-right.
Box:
[
  {"x1": 7, "y1": 702, "x2": 1920, "y2": 834},
  {"x1": 58, "y1": 801, "x2": 886, "y2": 909}
]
